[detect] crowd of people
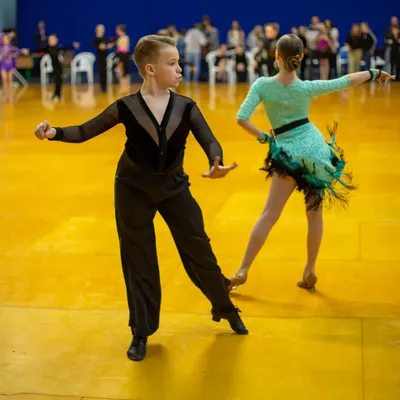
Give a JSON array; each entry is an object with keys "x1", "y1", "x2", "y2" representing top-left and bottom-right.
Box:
[
  {"x1": 1, "y1": 15, "x2": 399, "y2": 101},
  {"x1": 164, "y1": 15, "x2": 399, "y2": 83}
]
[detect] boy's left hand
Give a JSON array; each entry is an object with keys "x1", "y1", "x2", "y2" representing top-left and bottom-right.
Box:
[{"x1": 202, "y1": 157, "x2": 238, "y2": 179}]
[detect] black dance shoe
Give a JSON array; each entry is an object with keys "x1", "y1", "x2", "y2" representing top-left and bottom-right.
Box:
[
  {"x1": 212, "y1": 307, "x2": 249, "y2": 335},
  {"x1": 127, "y1": 336, "x2": 147, "y2": 361}
]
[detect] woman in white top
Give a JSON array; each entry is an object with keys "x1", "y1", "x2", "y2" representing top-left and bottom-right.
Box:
[
  {"x1": 247, "y1": 25, "x2": 264, "y2": 50},
  {"x1": 227, "y1": 21, "x2": 245, "y2": 50}
]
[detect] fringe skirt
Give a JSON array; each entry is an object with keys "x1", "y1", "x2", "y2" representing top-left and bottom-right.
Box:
[{"x1": 262, "y1": 122, "x2": 357, "y2": 210}]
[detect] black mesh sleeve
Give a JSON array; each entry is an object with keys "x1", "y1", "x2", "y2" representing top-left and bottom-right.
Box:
[
  {"x1": 188, "y1": 103, "x2": 223, "y2": 168},
  {"x1": 49, "y1": 102, "x2": 120, "y2": 143}
]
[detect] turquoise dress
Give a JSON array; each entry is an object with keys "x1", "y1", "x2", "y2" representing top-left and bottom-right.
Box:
[{"x1": 237, "y1": 76, "x2": 357, "y2": 210}]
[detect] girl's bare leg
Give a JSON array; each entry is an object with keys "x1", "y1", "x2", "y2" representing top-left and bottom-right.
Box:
[
  {"x1": 319, "y1": 58, "x2": 329, "y2": 80},
  {"x1": 229, "y1": 174, "x2": 296, "y2": 290},
  {"x1": 297, "y1": 199, "x2": 322, "y2": 291},
  {"x1": 6, "y1": 71, "x2": 14, "y2": 101},
  {"x1": 1, "y1": 70, "x2": 9, "y2": 100}
]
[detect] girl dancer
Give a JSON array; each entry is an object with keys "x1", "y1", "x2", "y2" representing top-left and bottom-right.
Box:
[
  {"x1": 34, "y1": 35, "x2": 248, "y2": 362},
  {"x1": 317, "y1": 24, "x2": 334, "y2": 80},
  {"x1": 113, "y1": 25, "x2": 131, "y2": 95},
  {"x1": 0, "y1": 34, "x2": 29, "y2": 101},
  {"x1": 228, "y1": 34, "x2": 395, "y2": 292}
]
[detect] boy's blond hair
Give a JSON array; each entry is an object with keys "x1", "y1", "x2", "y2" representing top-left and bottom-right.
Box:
[{"x1": 133, "y1": 35, "x2": 176, "y2": 76}]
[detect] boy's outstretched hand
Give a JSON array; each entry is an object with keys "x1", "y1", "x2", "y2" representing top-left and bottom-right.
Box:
[
  {"x1": 34, "y1": 121, "x2": 56, "y2": 140},
  {"x1": 202, "y1": 156, "x2": 238, "y2": 179}
]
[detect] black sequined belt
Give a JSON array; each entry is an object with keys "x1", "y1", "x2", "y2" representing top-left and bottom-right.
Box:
[{"x1": 273, "y1": 118, "x2": 310, "y2": 135}]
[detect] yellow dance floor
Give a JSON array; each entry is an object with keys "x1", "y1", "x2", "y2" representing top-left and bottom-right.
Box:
[{"x1": 0, "y1": 81, "x2": 399, "y2": 400}]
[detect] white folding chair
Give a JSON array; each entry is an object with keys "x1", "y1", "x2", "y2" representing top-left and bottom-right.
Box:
[
  {"x1": 40, "y1": 54, "x2": 53, "y2": 85},
  {"x1": 71, "y1": 52, "x2": 96, "y2": 85}
]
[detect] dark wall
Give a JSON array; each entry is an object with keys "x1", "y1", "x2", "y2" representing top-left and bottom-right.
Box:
[{"x1": 17, "y1": 0, "x2": 396, "y2": 54}]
